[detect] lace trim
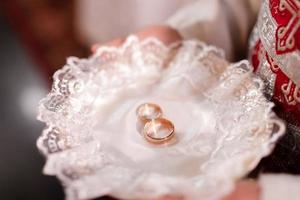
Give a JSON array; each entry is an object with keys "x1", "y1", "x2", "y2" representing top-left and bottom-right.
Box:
[{"x1": 37, "y1": 36, "x2": 285, "y2": 200}]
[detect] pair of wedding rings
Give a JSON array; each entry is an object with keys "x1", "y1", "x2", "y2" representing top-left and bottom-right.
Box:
[{"x1": 136, "y1": 103, "x2": 175, "y2": 144}]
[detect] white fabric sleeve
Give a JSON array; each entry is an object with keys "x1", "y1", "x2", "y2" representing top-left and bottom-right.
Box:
[
  {"x1": 259, "y1": 174, "x2": 300, "y2": 200},
  {"x1": 166, "y1": 0, "x2": 261, "y2": 61}
]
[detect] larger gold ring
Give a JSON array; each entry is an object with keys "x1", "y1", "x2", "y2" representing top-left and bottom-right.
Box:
[
  {"x1": 143, "y1": 118, "x2": 175, "y2": 144},
  {"x1": 136, "y1": 103, "x2": 163, "y2": 122}
]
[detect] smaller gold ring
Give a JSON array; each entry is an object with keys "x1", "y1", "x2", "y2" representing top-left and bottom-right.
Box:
[
  {"x1": 136, "y1": 103, "x2": 163, "y2": 121},
  {"x1": 143, "y1": 118, "x2": 175, "y2": 144}
]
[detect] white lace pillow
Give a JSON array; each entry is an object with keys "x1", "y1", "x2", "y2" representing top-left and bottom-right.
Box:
[{"x1": 37, "y1": 36, "x2": 285, "y2": 200}]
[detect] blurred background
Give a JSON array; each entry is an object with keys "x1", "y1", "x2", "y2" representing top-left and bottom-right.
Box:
[{"x1": 0, "y1": 1, "x2": 88, "y2": 199}]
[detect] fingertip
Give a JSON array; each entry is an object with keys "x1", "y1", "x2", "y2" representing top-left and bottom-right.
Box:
[
  {"x1": 222, "y1": 180, "x2": 260, "y2": 200},
  {"x1": 91, "y1": 44, "x2": 100, "y2": 53},
  {"x1": 136, "y1": 25, "x2": 182, "y2": 45},
  {"x1": 155, "y1": 196, "x2": 184, "y2": 200}
]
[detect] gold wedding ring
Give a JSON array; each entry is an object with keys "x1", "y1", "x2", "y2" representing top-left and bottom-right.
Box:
[
  {"x1": 136, "y1": 103, "x2": 175, "y2": 144},
  {"x1": 136, "y1": 103, "x2": 163, "y2": 121},
  {"x1": 143, "y1": 118, "x2": 175, "y2": 144}
]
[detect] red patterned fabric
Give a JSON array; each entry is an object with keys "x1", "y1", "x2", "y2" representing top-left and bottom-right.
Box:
[
  {"x1": 269, "y1": 0, "x2": 300, "y2": 54},
  {"x1": 251, "y1": 40, "x2": 262, "y2": 72},
  {"x1": 251, "y1": 41, "x2": 300, "y2": 128},
  {"x1": 251, "y1": 0, "x2": 300, "y2": 130},
  {"x1": 250, "y1": 0, "x2": 300, "y2": 128}
]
